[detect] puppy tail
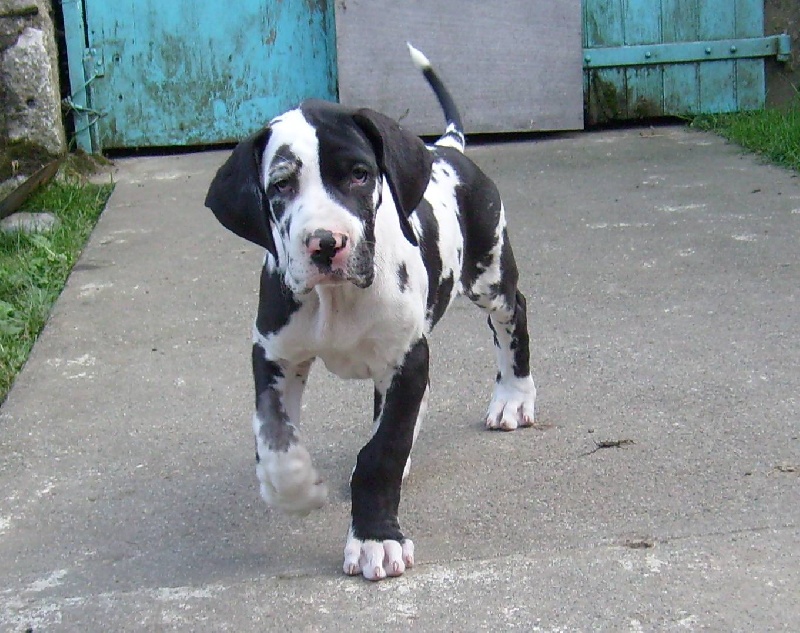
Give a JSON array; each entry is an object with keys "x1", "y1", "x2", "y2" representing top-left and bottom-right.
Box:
[{"x1": 407, "y1": 42, "x2": 466, "y2": 152}]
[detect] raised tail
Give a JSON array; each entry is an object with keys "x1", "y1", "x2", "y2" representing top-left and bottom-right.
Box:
[{"x1": 407, "y1": 43, "x2": 466, "y2": 152}]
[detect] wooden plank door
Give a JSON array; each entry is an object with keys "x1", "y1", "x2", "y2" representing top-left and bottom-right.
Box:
[
  {"x1": 65, "y1": 0, "x2": 337, "y2": 150},
  {"x1": 583, "y1": 0, "x2": 786, "y2": 124},
  {"x1": 335, "y1": 0, "x2": 585, "y2": 135}
]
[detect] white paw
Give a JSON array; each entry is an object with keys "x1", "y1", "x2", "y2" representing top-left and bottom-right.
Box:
[
  {"x1": 343, "y1": 529, "x2": 415, "y2": 581},
  {"x1": 485, "y1": 375, "x2": 536, "y2": 431},
  {"x1": 256, "y1": 443, "x2": 328, "y2": 515}
]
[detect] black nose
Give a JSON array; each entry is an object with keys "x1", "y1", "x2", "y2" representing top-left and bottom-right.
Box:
[{"x1": 306, "y1": 229, "x2": 347, "y2": 268}]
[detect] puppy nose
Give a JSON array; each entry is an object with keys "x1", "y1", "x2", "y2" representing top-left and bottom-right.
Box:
[{"x1": 305, "y1": 229, "x2": 349, "y2": 268}]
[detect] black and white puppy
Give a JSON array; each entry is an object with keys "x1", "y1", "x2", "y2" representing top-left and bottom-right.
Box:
[{"x1": 205, "y1": 44, "x2": 536, "y2": 581}]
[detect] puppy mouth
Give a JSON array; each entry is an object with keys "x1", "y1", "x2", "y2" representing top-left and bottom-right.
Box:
[{"x1": 295, "y1": 267, "x2": 373, "y2": 293}]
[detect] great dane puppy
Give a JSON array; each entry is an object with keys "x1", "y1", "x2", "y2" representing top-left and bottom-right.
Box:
[{"x1": 205, "y1": 44, "x2": 536, "y2": 581}]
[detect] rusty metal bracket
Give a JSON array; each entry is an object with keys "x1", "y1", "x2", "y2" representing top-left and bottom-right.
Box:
[
  {"x1": 584, "y1": 34, "x2": 792, "y2": 69},
  {"x1": 62, "y1": 53, "x2": 107, "y2": 151}
]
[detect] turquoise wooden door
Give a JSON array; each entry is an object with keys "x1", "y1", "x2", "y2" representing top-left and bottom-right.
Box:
[
  {"x1": 62, "y1": 0, "x2": 336, "y2": 151},
  {"x1": 583, "y1": 0, "x2": 791, "y2": 124}
]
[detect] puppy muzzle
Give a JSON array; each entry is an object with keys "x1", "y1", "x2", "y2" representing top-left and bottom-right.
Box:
[
  {"x1": 305, "y1": 229, "x2": 350, "y2": 272},
  {"x1": 293, "y1": 228, "x2": 374, "y2": 292}
]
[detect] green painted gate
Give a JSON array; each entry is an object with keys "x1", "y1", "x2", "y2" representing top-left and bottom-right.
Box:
[
  {"x1": 61, "y1": 0, "x2": 337, "y2": 151},
  {"x1": 583, "y1": 0, "x2": 791, "y2": 124}
]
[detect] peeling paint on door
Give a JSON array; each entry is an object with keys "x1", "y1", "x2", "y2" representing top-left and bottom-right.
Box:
[
  {"x1": 73, "y1": 1, "x2": 336, "y2": 149},
  {"x1": 583, "y1": 0, "x2": 767, "y2": 124}
]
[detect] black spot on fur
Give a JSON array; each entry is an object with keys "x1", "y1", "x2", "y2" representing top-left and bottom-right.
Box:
[
  {"x1": 428, "y1": 272, "x2": 454, "y2": 327},
  {"x1": 255, "y1": 265, "x2": 301, "y2": 336},
  {"x1": 428, "y1": 148, "x2": 505, "y2": 293},
  {"x1": 487, "y1": 317, "x2": 500, "y2": 348},
  {"x1": 252, "y1": 349, "x2": 297, "y2": 452},
  {"x1": 413, "y1": 198, "x2": 459, "y2": 327},
  {"x1": 397, "y1": 262, "x2": 409, "y2": 292},
  {"x1": 413, "y1": 199, "x2": 442, "y2": 313}
]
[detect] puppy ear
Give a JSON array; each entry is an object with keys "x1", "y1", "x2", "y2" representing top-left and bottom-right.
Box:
[
  {"x1": 353, "y1": 109, "x2": 432, "y2": 246},
  {"x1": 205, "y1": 127, "x2": 278, "y2": 258}
]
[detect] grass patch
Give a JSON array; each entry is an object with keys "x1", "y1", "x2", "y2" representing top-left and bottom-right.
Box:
[
  {"x1": 691, "y1": 98, "x2": 800, "y2": 172},
  {"x1": 0, "y1": 178, "x2": 112, "y2": 402}
]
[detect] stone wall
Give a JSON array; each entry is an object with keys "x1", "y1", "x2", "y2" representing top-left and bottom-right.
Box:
[
  {"x1": 766, "y1": 0, "x2": 800, "y2": 108},
  {"x1": 1, "y1": 0, "x2": 65, "y2": 173}
]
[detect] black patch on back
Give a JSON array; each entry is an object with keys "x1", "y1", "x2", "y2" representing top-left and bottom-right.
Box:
[
  {"x1": 428, "y1": 272, "x2": 454, "y2": 327},
  {"x1": 429, "y1": 147, "x2": 506, "y2": 293},
  {"x1": 413, "y1": 199, "x2": 446, "y2": 325}
]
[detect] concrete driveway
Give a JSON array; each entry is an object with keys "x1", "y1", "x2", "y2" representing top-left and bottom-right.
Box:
[{"x1": 1, "y1": 126, "x2": 798, "y2": 631}]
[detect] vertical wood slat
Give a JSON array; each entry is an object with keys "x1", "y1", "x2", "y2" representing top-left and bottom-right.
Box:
[
  {"x1": 697, "y1": 0, "x2": 737, "y2": 113},
  {"x1": 584, "y1": 0, "x2": 628, "y2": 121},
  {"x1": 60, "y1": 0, "x2": 93, "y2": 152},
  {"x1": 662, "y1": 0, "x2": 699, "y2": 114},
  {"x1": 624, "y1": 0, "x2": 664, "y2": 117},
  {"x1": 735, "y1": 0, "x2": 765, "y2": 110}
]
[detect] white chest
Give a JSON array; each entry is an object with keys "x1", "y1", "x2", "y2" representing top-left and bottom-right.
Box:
[{"x1": 258, "y1": 267, "x2": 427, "y2": 380}]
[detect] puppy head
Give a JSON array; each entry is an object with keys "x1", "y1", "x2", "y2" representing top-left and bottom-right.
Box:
[{"x1": 205, "y1": 100, "x2": 432, "y2": 294}]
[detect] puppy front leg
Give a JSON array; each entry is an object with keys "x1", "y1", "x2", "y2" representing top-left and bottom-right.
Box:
[
  {"x1": 343, "y1": 338, "x2": 429, "y2": 580},
  {"x1": 252, "y1": 344, "x2": 327, "y2": 515}
]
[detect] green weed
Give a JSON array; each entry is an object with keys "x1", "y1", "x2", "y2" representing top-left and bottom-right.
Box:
[
  {"x1": 692, "y1": 98, "x2": 800, "y2": 172},
  {"x1": 0, "y1": 179, "x2": 112, "y2": 402}
]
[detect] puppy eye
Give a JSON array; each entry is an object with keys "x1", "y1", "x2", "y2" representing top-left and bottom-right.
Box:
[
  {"x1": 351, "y1": 167, "x2": 370, "y2": 186},
  {"x1": 272, "y1": 178, "x2": 293, "y2": 194}
]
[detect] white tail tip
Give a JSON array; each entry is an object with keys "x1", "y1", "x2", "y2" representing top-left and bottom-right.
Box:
[{"x1": 406, "y1": 42, "x2": 431, "y2": 70}]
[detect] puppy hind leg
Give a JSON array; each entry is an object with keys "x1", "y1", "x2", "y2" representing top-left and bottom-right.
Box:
[
  {"x1": 466, "y1": 231, "x2": 536, "y2": 431},
  {"x1": 484, "y1": 290, "x2": 537, "y2": 430}
]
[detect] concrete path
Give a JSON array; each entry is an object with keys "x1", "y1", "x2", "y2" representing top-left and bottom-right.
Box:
[{"x1": 1, "y1": 126, "x2": 798, "y2": 631}]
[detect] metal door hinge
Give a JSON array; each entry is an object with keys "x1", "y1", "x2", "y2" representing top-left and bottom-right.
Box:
[
  {"x1": 84, "y1": 47, "x2": 105, "y2": 77},
  {"x1": 584, "y1": 34, "x2": 792, "y2": 69}
]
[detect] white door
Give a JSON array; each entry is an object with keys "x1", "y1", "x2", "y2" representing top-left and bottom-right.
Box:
[{"x1": 335, "y1": 0, "x2": 584, "y2": 134}]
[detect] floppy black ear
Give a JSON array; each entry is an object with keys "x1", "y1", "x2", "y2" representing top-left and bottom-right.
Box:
[
  {"x1": 353, "y1": 109, "x2": 432, "y2": 246},
  {"x1": 205, "y1": 127, "x2": 277, "y2": 258}
]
